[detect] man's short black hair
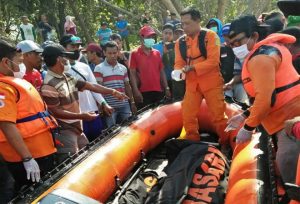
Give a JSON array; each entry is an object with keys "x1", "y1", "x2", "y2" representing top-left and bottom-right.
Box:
[
  {"x1": 180, "y1": 6, "x2": 201, "y2": 21},
  {"x1": 0, "y1": 40, "x2": 18, "y2": 61},
  {"x1": 110, "y1": 33, "x2": 122, "y2": 41},
  {"x1": 103, "y1": 41, "x2": 118, "y2": 51}
]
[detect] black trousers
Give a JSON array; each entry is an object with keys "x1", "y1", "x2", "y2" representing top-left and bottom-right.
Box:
[
  {"x1": 137, "y1": 91, "x2": 164, "y2": 110},
  {"x1": 0, "y1": 157, "x2": 15, "y2": 204},
  {"x1": 6, "y1": 154, "x2": 55, "y2": 192}
]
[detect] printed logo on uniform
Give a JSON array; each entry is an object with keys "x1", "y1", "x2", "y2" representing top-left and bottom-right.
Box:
[
  {"x1": 215, "y1": 36, "x2": 221, "y2": 47},
  {"x1": 0, "y1": 93, "x2": 5, "y2": 100}
]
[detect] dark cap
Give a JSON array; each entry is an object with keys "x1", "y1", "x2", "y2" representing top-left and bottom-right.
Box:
[
  {"x1": 279, "y1": 26, "x2": 300, "y2": 44},
  {"x1": 163, "y1": 23, "x2": 174, "y2": 31},
  {"x1": 278, "y1": 0, "x2": 300, "y2": 16},
  {"x1": 82, "y1": 43, "x2": 102, "y2": 54},
  {"x1": 229, "y1": 15, "x2": 268, "y2": 38},
  {"x1": 101, "y1": 22, "x2": 108, "y2": 26},
  {"x1": 0, "y1": 40, "x2": 19, "y2": 60},
  {"x1": 170, "y1": 12, "x2": 176, "y2": 16},
  {"x1": 174, "y1": 23, "x2": 183, "y2": 31},
  {"x1": 59, "y1": 35, "x2": 82, "y2": 47},
  {"x1": 42, "y1": 44, "x2": 75, "y2": 58}
]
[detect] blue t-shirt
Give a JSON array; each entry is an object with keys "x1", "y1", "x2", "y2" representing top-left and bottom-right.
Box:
[
  {"x1": 115, "y1": 20, "x2": 129, "y2": 37},
  {"x1": 96, "y1": 28, "x2": 112, "y2": 46}
]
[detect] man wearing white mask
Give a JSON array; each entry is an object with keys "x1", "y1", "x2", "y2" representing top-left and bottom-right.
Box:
[
  {"x1": 129, "y1": 25, "x2": 171, "y2": 109},
  {"x1": 40, "y1": 44, "x2": 128, "y2": 162},
  {"x1": 0, "y1": 40, "x2": 57, "y2": 192},
  {"x1": 59, "y1": 35, "x2": 113, "y2": 141},
  {"x1": 226, "y1": 15, "x2": 300, "y2": 184}
]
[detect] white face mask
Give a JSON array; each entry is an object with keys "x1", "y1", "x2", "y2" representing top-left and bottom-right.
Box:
[
  {"x1": 7, "y1": 60, "x2": 26, "y2": 79},
  {"x1": 14, "y1": 63, "x2": 26, "y2": 79},
  {"x1": 64, "y1": 60, "x2": 71, "y2": 72},
  {"x1": 232, "y1": 38, "x2": 251, "y2": 60},
  {"x1": 171, "y1": 70, "x2": 186, "y2": 81}
]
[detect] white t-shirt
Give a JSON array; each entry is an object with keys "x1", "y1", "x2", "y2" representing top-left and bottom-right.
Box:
[
  {"x1": 67, "y1": 61, "x2": 105, "y2": 113},
  {"x1": 20, "y1": 23, "x2": 35, "y2": 41}
]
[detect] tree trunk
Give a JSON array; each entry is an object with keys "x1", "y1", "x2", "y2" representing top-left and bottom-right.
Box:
[
  {"x1": 160, "y1": 0, "x2": 179, "y2": 17},
  {"x1": 57, "y1": 0, "x2": 66, "y2": 39},
  {"x1": 99, "y1": 0, "x2": 138, "y2": 19},
  {"x1": 216, "y1": 0, "x2": 228, "y2": 21},
  {"x1": 171, "y1": 0, "x2": 184, "y2": 13},
  {"x1": 66, "y1": 0, "x2": 92, "y2": 42}
]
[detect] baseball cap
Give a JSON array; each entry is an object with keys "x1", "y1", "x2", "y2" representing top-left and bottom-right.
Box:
[
  {"x1": 17, "y1": 40, "x2": 43, "y2": 53},
  {"x1": 163, "y1": 23, "x2": 174, "y2": 31},
  {"x1": 278, "y1": 0, "x2": 300, "y2": 16},
  {"x1": 174, "y1": 23, "x2": 183, "y2": 31},
  {"x1": 59, "y1": 35, "x2": 82, "y2": 47},
  {"x1": 42, "y1": 44, "x2": 75, "y2": 58},
  {"x1": 0, "y1": 40, "x2": 19, "y2": 60},
  {"x1": 139, "y1": 26, "x2": 156, "y2": 37},
  {"x1": 229, "y1": 15, "x2": 268, "y2": 38},
  {"x1": 82, "y1": 43, "x2": 102, "y2": 54},
  {"x1": 222, "y1": 23, "x2": 231, "y2": 36},
  {"x1": 279, "y1": 26, "x2": 300, "y2": 44}
]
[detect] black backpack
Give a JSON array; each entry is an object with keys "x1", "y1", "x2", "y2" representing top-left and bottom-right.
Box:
[{"x1": 178, "y1": 30, "x2": 208, "y2": 62}]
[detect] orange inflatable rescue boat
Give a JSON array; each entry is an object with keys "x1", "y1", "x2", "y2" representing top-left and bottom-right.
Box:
[{"x1": 10, "y1": 101, "x2": 299, "y2": 204}]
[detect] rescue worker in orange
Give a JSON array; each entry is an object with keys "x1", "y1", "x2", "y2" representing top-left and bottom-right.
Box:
[
  {"x1": 226, "y1": 15, "x2": 300, "y2": 184},
  {"x1": 174, "y1": 6, "x2": 229, "y2": 145},
  {"x1": 0, "y1": 40, "x2": 57, "y2": 191}
]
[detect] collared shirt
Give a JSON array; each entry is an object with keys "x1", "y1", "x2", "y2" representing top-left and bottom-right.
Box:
[
  {"x1": 129, "y1": 46, "x2": 163, "y2": 92},
  {"x1": 41, "y1": 69, "x2": 85, "y2": 129},
  {"x1": 67, "y1": 61, "x2": 105, "y2": 113},
  {"x1": 94, "y1": 59, "x2": 129, "y2": 108}
]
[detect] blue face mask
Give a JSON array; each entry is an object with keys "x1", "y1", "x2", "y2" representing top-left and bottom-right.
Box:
[
  {"x1": 144, "y1": 38, "x2": 155, "y2": 48},
  {"x1": 210, "y1": 26, "x2": 218, "y2": 33}
]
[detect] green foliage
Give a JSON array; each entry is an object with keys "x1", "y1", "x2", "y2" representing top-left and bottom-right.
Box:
[{"x1": 0, "y1": 0, "x2": 279, "y2": 46}]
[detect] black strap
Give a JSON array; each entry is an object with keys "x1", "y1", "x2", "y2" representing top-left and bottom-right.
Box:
[
  {"x1": 275, "y1": 79, "x2": 300, "y2": 93},
  {"x1": 198, "y1": 30, "x2": 207, "y2": 59},
  {"x1": 71, "y1": 67, "x2": 86, "y2": 81},
  {"x1": 249, "y1": 79, "x2": 300, "y2": 107}
]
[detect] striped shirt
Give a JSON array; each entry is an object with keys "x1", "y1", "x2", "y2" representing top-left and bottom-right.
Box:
[
  {"x1": 40, "y1": 69, "x2": 86, "y2": 132},
  {"x1": 94, "y1": 60, "x2": 129, "y2": 108}
]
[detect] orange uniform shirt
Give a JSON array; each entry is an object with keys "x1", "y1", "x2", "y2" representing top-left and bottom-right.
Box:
[{"x1": 174, "y1": 29, "x2": 223, "y2": 92}]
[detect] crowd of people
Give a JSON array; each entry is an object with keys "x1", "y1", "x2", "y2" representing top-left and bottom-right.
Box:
[{"x1": 1, "y1": 5, "x2": 300, "y2": 203}]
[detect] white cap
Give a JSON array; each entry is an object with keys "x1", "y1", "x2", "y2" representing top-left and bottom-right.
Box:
[
  {"x1": 171, "y1": 70, "x2": 186, "y2": 81},
  {"x1": 17, "y1": 40, "x2": 43, "y2": 53}
]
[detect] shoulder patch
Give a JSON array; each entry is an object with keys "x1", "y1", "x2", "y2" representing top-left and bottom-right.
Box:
[
  {"x1": 250, "y1": 45, "x2": 282, "y2": 60},
  {"x1": 0, "y1": 99, "x2": 5, "y2": 108}
]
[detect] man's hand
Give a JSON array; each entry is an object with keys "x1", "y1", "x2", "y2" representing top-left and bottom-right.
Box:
[
  {"x1": 182, "y1": 65, "x2": 194, "y2": 73},
  {"x1": 165, "y1": 88, "x2": 171, "y2": 99},
  {"x1": 223, "y1": 83, "x2": 233, "y2": 91},
  {"x1": 102, "y1": 103, "x2": 114, "y2": 116},
  {"x1": 23, "y1": 158, "x2": 40, "y2": 182},
  {"x1": 130, "y1": 103, "x2": 137, "y2": 115},
  {"x1": 112, "y1": 90, "x2": 130, "y2": 100},
  {"x1": 236, "y1": 127, "x2": 253, "y2": 143},
  {"x1": 225, "y1": 113, "x2": 246, "y2": 132},
  {"x1": 81, "y1": 112, "x2": 99, "y2": 121},
  {"x1": 133, "y1": 90, "x2": 143, "y2": 104}
]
